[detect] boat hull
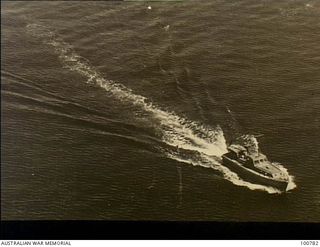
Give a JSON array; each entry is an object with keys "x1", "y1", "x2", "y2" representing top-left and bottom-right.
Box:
[{"x1": 222, "y1": 155, "x2": 289, "y2": 191}]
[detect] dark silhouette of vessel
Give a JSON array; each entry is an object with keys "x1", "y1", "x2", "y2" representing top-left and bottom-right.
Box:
[{"x1": 222, "y1": 135, "x2": 289, "y2": 191}]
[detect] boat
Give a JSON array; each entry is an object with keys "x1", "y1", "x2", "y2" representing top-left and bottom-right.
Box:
[{"x1": 222, "y1": 135, "x2": 289, "y2": 191}]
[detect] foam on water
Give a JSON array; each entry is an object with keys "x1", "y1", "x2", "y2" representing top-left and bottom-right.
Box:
[{"x1": 26, "y1": 24, "x2": 295, "y2": 194}]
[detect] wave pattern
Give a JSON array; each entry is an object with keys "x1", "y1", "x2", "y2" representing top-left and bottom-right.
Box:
[{"x1": 26, "y1": 23, "x2": 295, "y2": 193}]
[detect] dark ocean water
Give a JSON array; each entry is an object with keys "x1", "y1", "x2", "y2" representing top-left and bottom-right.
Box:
[{"x1": 1, "y1": 0, "x2": 320, "y2": 221}]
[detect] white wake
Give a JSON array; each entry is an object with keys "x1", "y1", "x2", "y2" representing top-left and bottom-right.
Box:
[{"x1": 27, "y1": 24, "x2": 296, "y2": 194}]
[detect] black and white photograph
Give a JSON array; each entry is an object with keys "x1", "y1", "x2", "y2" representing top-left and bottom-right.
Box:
[{"x1": 1, "y1": 0, "x2": 320, "y2": 239}]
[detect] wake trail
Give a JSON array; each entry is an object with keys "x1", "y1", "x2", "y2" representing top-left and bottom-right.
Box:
[{"x1": 26, "y1": 24, "x2": 295, "y2": 194}]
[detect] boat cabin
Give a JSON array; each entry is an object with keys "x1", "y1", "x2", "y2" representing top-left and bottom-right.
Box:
[
  {"x1": 250, "y1": 154, "x2": 267, "y2": 166},
  {"x1": 227, "y1": 145, "x2": 274, "y2": 176}
]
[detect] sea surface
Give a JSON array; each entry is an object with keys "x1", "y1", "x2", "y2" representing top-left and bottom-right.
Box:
[{"x1": 1, "y1": 0, "x2": 320, "y2": 221}]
